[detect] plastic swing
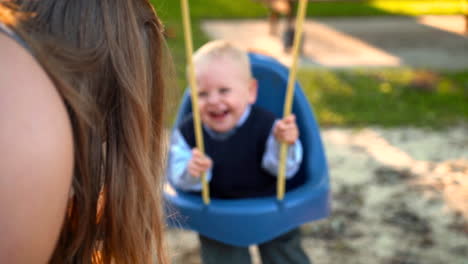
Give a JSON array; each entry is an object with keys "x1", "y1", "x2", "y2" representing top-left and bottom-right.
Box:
[{"x1": 164, "y1": 0, "x2": 330, "y2": 247}]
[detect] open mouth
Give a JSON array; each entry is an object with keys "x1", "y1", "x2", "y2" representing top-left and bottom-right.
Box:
[{"x1": 208, "y1": 110, "x2": 229, "y2": 121}]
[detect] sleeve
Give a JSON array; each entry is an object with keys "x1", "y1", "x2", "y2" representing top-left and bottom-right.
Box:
[
  {"x1": 261, "y1": 121, "x2": 303, "y2": 179},
  {"x1": 166, "y1": 129, "x2": 212, "y2": 191}
]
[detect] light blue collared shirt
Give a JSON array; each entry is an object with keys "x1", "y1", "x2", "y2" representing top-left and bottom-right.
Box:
[{"x1": 167, "y1": 105, "x2": 303, "y2": 191}]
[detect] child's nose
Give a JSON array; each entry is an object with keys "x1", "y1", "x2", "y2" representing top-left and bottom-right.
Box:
[{"x1": 207, "y1": 93, "x2": 220, "y2": 104}]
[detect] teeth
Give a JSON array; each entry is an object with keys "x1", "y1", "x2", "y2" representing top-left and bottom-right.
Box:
[{"x1": 209, "y1": 110, "x2": 228, "y2": 119}]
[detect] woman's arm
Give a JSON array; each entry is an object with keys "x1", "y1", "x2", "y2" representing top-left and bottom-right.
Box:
[{"x1": 0, "y1": 34, "x2": 74, "y2": 263}]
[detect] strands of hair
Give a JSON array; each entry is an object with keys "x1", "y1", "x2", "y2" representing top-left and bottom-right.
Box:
[{"x1": 0, "y1": 1, "x2": 171, "y2": 263}]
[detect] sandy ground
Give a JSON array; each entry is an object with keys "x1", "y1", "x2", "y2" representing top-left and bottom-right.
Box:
[{"x1": 166, "y1": 125, "x2": 468, "y2": 264}]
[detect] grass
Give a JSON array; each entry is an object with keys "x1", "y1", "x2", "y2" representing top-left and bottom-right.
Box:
[
  {"x1": 152, "y1": 0, "x2": 468, "y2": 127},
  {"x1": 154, "y1": 0, "x2": 467, "y2": 20},
  {"x1": 299, "y1": 68, "x2": 468, "y2": 127}
]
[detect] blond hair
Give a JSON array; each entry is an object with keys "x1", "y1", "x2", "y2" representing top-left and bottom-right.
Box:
[{"x1": 193, "y1": 40, "x2": 252, "y2": 80}]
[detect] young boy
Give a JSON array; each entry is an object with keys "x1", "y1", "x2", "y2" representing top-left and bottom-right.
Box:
[{"x1": 167, "y1": 40, "x2": 310, "y2": 264}]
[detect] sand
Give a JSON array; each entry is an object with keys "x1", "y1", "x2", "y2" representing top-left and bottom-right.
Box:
[{"x1": 166, "y1": 125, "x2": 468, "y2": 264}]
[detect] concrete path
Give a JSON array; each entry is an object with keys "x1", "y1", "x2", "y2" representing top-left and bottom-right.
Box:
[{"x1": 202, "y1": 15, "x2": 468, "y2": 70}]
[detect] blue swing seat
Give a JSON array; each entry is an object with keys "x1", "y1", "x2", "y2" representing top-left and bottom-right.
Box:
[{"x1": 164, "y1": 53, "x2": 330, "y2": 247}]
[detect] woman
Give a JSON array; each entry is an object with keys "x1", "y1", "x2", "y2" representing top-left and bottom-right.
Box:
[{"x1": 0, "y1": 0, "x2": 170, "y2": 263}]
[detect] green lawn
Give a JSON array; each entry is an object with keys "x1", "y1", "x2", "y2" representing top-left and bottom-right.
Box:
[
  {"x1": 152, "y1": 0, "x2": 468, "y2": 127},
  {"x1": 154, "y1": 0, "x2": 467, "y2": 20},
  {"x1": 299, "y1": 69, "x2": 468, "y2": 127}
]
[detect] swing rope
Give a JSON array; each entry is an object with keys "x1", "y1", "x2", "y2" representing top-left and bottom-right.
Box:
[
  {"x1": 181, "y1": 0, "x2": 307, "y2": 203},
  {"x1": 277, "y1": 0, "x2": 308, "y2": 200},
  {"x1": 181, "y1": 0, "x2": 210, "y2": 205}
]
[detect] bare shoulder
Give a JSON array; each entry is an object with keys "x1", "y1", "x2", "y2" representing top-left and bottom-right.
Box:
[{"x1": 0, "y1": 33, "x2": 74, "y2": 262}]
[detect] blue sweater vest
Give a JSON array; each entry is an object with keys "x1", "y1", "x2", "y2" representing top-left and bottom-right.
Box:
[{"x1": 180, "y1": 106, "x2": 278, "y2": 198}]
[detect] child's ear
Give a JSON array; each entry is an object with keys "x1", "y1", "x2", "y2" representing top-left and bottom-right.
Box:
[{"x1": 248, "y1": 78, "x2": 258, "y2": 104}]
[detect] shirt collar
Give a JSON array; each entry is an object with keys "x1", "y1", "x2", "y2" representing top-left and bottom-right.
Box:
[{"x1": 203, "y1": 105, "x2": 252, "y2": 140}]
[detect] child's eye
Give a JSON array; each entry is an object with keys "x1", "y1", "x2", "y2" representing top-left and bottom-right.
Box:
[
  {"x1": 219, "y1": 87, "x2": 230, "y2": 94},
  {"x1": 198, "y1": 91, "x2": 208, "y2": 98}
]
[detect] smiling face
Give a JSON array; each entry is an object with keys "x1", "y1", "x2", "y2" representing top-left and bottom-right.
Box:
[{"x1": 195, "y1": 56, "x2": 257, "y2": 133}]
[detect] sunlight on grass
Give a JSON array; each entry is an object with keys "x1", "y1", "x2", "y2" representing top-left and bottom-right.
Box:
[
  {"x1": 320, "y1": 109, "x2": 346, "y2": 126},
  {"x1": 308, "y1": 71, "x2": 355, "y2": 96},
  {"x1": 298, "y1": 68, "x2": 468, "y2": 127},
  {"x1": 369, "y1": 0, "x2": 467, "y2": 15},
  {"x1": 379, "y1": 82, "x2": 392, "y2": 94},
  {"x1": 153, "y1": 0, "x2": 466, "y2": 20}
]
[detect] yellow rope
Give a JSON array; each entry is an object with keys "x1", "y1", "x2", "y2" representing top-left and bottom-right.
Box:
[
  {"x1": 277, "y1": 0, "x2": 308, "y2": 200},
  {"x1": 181, "y1": 0, "x2": 210, "y2": 204}
]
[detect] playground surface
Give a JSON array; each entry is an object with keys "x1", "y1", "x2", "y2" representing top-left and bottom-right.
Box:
[
  {"x1": 166, "y1": 15, "x2": 468, "y2": 264},
  {"x1": 167, "y1": 125, "x2": 468, "y2": 264}
]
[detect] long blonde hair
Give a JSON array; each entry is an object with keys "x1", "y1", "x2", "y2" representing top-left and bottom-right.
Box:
[{"x1": 1, "y1": 1, "x2": 170, "y2": 263}]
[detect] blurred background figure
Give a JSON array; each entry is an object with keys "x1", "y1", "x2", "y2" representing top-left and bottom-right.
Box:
[{"x1": 254, "y1": 0, "x2": 300, "y2": 52}]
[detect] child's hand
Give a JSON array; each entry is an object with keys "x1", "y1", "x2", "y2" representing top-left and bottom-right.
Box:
[
  {"x1": 187, "y1": 148, "x2": 213, "y2": 178},
  {"x1": 273, "y1": 114, "x2": 299, "y2": 145}
]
